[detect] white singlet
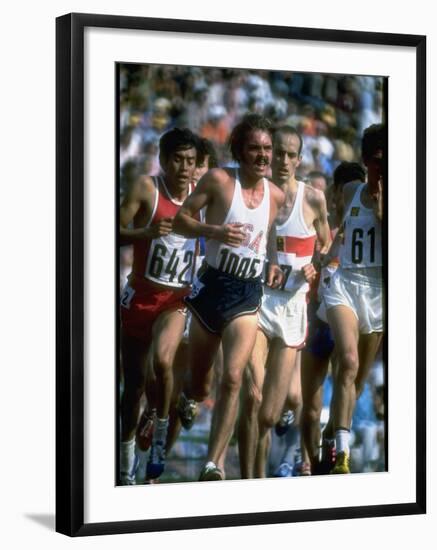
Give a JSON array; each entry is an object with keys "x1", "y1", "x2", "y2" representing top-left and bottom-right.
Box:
[
  {"x1": 339, "y1": 182, "x2": 382, "y2": 270},
  {"x1": 321, "y1": 182, "x2": 383, "y2": 333},
  {"x1": 205, "y1": 171, "x2": 270, "y2": 279}
]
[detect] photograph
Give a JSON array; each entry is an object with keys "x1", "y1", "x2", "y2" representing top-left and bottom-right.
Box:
[
  {"x1": 2, "y1": 0, "x2": 433, "y2": 546},
  {"x1": 117, "y1": 62, "x2": 387, "y2": 486},
  {"x1": 55, "y1": 12, "x2": 425, "y2": 535}
]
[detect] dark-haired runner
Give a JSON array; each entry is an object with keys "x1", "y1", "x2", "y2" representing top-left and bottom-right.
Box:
[
  {"x1": 323, "y1": 124, "x2": 386, "y2": 474},
  {"x1": 174, "y1": 114, "x2": 285, "y2": 481},
  {"x1": 119, "y1": 128, "x2": 199, "y2": 483}
]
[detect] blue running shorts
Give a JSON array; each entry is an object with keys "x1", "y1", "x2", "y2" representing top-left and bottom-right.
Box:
[
  {"x1": 305, "y1": 300, "x2": 335, "y2": 359},
  {"x1": 184, "y1": 265, "x2": 263, "y2": 334}
]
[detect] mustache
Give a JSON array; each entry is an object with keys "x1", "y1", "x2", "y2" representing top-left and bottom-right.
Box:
[{"x1": 255, "y1": 157, "x2": 269, "y2": 164}]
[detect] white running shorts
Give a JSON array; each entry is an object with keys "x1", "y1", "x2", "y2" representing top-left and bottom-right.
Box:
[
  {"x1": 318, "y1": 268, "x2": 383, "y2": 334},
  {"x1": 258, "y1": 286, "x2": 308, "y2": 348}
]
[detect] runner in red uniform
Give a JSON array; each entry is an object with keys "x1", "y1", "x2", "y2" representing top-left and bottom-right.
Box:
[{"x1": 119, "y1": 128, "x2": 199, "y2": 483}]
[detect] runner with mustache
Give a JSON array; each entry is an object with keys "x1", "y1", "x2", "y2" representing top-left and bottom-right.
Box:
[{"x1": 173, "y1": 113, "x2": 285, "y2": 481}]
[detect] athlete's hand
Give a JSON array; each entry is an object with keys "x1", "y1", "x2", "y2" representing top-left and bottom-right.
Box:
[
  {"x1": 147, "y1": 217, "x2": 173, "y2": 238},
  {"x1": 216, "y1": 223, "x2": 246, "y2": 248},
  {"x1": 302, "y1": 263, "x2": 317, "y2": 283},
  {"x1": 266, "y1": 263, "x2": 284, "y2": 289}
]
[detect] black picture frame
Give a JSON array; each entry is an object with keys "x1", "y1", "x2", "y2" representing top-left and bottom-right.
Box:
[{"x1": 56, "y1": 12, "x2": 426, "y2": 537}]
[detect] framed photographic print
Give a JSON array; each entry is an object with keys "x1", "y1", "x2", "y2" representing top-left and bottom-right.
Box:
[{"x1": 56, "y1": 12, "x2": 426, "y2": 536}]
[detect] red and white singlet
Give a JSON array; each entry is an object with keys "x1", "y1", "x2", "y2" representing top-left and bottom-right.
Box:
[
  {"x1": 130, "y1": 176, "x2": 197, "y2": 289},
  {"x1": 275, "y1": 181, "x2": 317, "y2": 293},
  {"x1": 205, "y1": 171, "x2": 270, "y2": 279}
]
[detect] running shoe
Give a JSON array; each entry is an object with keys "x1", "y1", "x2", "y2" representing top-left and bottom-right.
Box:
[
  {"x1": 136, "y1": 409, "x2": 155, "y2": 451},
  {"x1": 199, "y1": 461, "x2": 223, "y2": 481},
  {"x1": 330, "y1": 451, "x2": 350, "y2": 474},
  {"x1": 275, "y1": 409, "x2": 294, "y2": 436},
  {"x1": 146, "y1": 440, "x2": 166, "y2": 479},
  {"x1": 317, "y1": 439, "x2": 336, "y2": 474},
  {"x1": 176, "y1": 393, "x2": 198, "y2": 430},
  {"x1": 274, "y1": 462, "x2": 294, "y2": 477}
]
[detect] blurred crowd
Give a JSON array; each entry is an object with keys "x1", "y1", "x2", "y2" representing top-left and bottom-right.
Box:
[{"x1": 120, "y1": 64, "x2": 384, "y2": 191}]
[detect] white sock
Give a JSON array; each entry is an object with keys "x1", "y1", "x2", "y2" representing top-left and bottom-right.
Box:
[
  {"x1": 335, "y1": 429, "x2": 350, "y2": 454},
  {"x1": 120, "y1": 438, "x2": 136, "y2": 475},
  {"x1": 153, "y1": 417, "x2": 169, "y2": 443}
]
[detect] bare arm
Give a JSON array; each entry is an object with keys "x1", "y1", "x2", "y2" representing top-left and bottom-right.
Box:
[
  {"x1": 265, "y1": 184, "x2": 286, "y2": 287},
  {"x1": 266, "y1": 182, "x2": 286, "y2": 255},
  {"x1": 301, "y1": 187, "x2": 331, "y2": 281},
  {"x1": 172, "y1": 176, "x2": 216, "y2": 238},
  {"x1": 119, "y1": 176, "x2": 172, "y2": 246},
  {"x1": 173, "y1": 171, "x2": 246, "y2": 247},
  {"x1": 321, "y1": 228, "x2": 342, "y2": 266},
  {"x1": 312, "y1": 189, "x2": 331, "y2": 255},
  {"x1": 263, "y1": 223, "x2": 283, "y2": 288},
  {"x1": 266, "y1": 222, "x2": 279, "y2": 265}
]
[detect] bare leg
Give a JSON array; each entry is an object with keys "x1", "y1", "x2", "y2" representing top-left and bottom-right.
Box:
[
  {"x1": 120, "y1": 331, "x2": 150, "y2": 442},
  {"x1": 255, "y1": 429, "x2": 271, "y2": 478},
  {"x1": 151, "y1": 309, "x2": 186, "y2": 420},
  {"x1": 285, "y1": 351, "x2": 303, "y2": 414},
  {"x1": 301, "y1": 349, "x2": 330, "y2": 468},
  {"x1": 144, "y1": 348, "x2": 158, "y2": 411},
  {"x1": 356, "y1": 332, "x2": 383, "y2": 398},
  {"x1": 327, "y1": 306, "x2": 360, "y2": 431},
  {"x1": 213, "y1": 347, "x2": 230, "y2": 475},
  {"x1": 256, "y1": 340, "x2": 298, "y2": 478},
  {"x1": 165, "y1": 341, "x2": 188, "y2": 454},
  {"x1": 211, "y1": 345, "x2": 224, "y2": 401},
  {"x1": 213, "y1": 411, "x2": 232, "y2": 478},
  {"x1": 207, "y1": 314, "x2": 259, "y2": 465},
  {"x1": 134, "y1": 349, "x2": 157, "y2": 458},
  {"x1": 238, "y1": 330, "x2": 268, "y2": 478},
  {"x1": 323, "y1": 351, "x2": 338, "y2": 440},
  {"x1": 143, "y1": 310, "x2": 188, "y2": 479},
  {"x1": 185, "y1": 317, "x2": 221, "y2": 402},
  {"x1": 277, "y1": 353, "x2": 304, "y2": 472}
]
